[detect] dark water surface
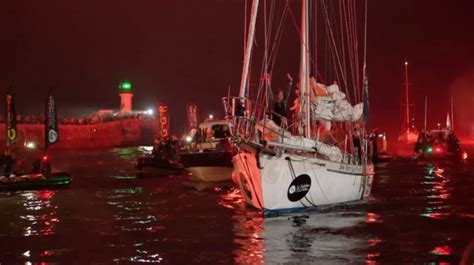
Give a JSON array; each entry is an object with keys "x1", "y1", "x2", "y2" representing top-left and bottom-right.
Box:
[{"x1": 0, "y1": 147, "x2": 473, "y2": 264}]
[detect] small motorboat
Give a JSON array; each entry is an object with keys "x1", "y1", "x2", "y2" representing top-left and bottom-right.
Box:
[
  {"x1": 136, "y1": 120, "x2": 234, "y2": 181},
  {"x1": 414, "y1": 128, "x2": 468, "y2": 162},
  {"x1": 181, "y1": 120, "x2": 234, "y2": 181},
  {"x1": 135, "y1": 155, "x2": 185, "y2": 176},
  {"x1": 0, "y1": 172, "x2": 72, "y2": 191}
]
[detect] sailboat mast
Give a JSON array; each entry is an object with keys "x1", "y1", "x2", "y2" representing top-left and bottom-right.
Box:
[
  {"x1": 451, "y1": 95, "x2": 454, "y2": 130},
  {"x1": 424, "y1": 96, "x2": 427, "y2": 131},
  {"x1": 300, "y1": 0, "x2": 311, "y2": 138},
  {"x1": 239, "y1": 0, "x2": 259, "y2": 98},
  {"x1": 404, "y1": 60, "x2": 410, "y2": 132}
]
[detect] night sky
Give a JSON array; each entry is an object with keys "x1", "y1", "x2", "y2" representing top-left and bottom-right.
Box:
[{"x1": 1, "y1": 0, "x2": 473, "y2": 137}]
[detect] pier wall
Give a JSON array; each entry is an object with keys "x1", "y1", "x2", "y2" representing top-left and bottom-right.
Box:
[{"x1": 0, "y1": 118, "x2": 158, "y2": 150}]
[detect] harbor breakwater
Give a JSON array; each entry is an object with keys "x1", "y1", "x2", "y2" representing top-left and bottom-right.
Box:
[{"x1": 0, "y1": 118, "x2": 157, "y2": 150}]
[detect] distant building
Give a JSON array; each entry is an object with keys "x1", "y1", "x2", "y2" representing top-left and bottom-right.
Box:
[{"x1": 119, "y1": 81, "x2": 134, "y2": 113}]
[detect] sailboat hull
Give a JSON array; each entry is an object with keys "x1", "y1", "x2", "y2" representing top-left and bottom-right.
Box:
[{"x1": 232, "y1": 152, "x2": 374, "y2": 212}]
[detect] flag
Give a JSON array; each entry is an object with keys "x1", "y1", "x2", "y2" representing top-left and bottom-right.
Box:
[
  {"x1": 186, "y1": 102, "x2": 199, "y2": 131},
  {"x1": 5, "y1": 94, "x2": 18, "y2": 146},
  {"x1": 45, "y1": 94, "x2": 59, "y2": 151},
  {"x1": 158, "y1": 101, "x2": 170, "y2": 139},
  {"x1": 363, "y1": 74, "x2": 369, "y2": 125}
]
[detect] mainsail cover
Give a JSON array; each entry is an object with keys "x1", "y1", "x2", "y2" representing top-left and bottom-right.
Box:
[
  {"x1": 255, "y1": 118, "x2": 344, "y2": 162},
  {"x1": 313, "y1": 83, "x2": 364, "y2": 122}
]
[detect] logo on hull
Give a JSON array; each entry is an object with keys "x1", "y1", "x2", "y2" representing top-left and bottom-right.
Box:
[{"x1": 287, "y1": 174, "x2": 311, "y2": 202}]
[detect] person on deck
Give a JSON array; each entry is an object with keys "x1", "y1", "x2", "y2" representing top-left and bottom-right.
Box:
[
  {"x1": 235, "y1": 99, "x2": 245, "y2": 117},
  {"x1": 272, "y1": 89, "x2": 288, "y2": 128},
  {"x1": 272, "y1": 74, "x2": 293, "y2": 128},
  {"x1": 353, "y1": 129, "x2": 362, "y2": 163}
]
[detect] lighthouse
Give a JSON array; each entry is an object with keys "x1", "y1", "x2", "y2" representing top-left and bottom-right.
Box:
[{"x1": 119, "y1": 81, "x2": 133, "y2": 113}]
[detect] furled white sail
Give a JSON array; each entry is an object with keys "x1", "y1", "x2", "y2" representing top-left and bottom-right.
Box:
[
  {"x1": 313, "y1": 84, "x2": 364, "y2": 122},
  {"x1": 254, "y1": 120, "x2": 344, "y2": 163},
  {"x1": 281, "y1": 136, "x2": 343, "y2": 162}
]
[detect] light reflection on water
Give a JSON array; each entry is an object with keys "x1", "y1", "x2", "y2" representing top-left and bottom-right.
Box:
[
  {"x1": 0, "y1": 147, "x2": 472, "y2": 264},
  {"x1": 20, "y1": 190, "x2": 59, "y2": 237},
  {"x1": 421, "y1": 164, "x2": 452, "y2": 219},
  {"x1": 97, "y1": 186, "x2": 166, "y2": 263},
  {"x1": 221, "y1": 189, "x2": 369, "y2": 264}
]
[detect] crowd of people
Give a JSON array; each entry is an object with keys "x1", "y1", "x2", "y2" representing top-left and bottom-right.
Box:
[
  {"x1": 0, "y1": 112, "x2": 152, "y2": 125},
  {"x1": 152, "y1": 137, "x2": 181, "y2": 162}
]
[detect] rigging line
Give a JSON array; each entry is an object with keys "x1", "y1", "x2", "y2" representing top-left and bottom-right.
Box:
[
  {"x1": 268, "y1": 0, "x2": 276, "y2": 43},
  {"x1": 286, "y1": 157, "x2": 310, "y2": 208},
  {"x1": 353, "y1": 0, "x2": 362, "y2": 101},
  {"x1": 268, "y1": 2, "x2": 289, "y2": 74},
  {"x1": 264, "y1": 0, "x2": 269, "y2": 108},
  {"x1": 349, "y1": 0, "x2": 360, "y2": 102},
  {"x1": 255, "y1": 0, "x2": 278, "y2": 111},
  {"x1": 329, "y1": 0, "x2": 349, "y2": 100},
  {"x1": 287, "y1": 157, "x2": 321, "y2": 208},
  {"x1": 327, "y1": 0, "x2": 339, "y2": 86},
  {"x1": 266, "y1": 0, "x2": 278, "y2": 106},
  {"x1": 313, "y1": 0, "x2": 318, "y2": 82},
  {"x1": 321, "y1": 0, "x2": 351, "y2": 104},
  {"x1": 344, "y1": 0, "x2": 358, "y2": 103},
  {"x1": 339, "y1": 0, "x2": 348, "y2": 96},
  {"x1": 347, "y1": 0, "x2": 357, "y2": 101},
  {"x1": 287, "y1": 157, "x2": 297, "y2": 180},
  {"x1": 362, "y1": 0, "x2": 368, "y2": 102},
  {"x1": 286, "y1": 5, "x2": 326, "y2": 84},
  {"x1": 244, "y1": 0, "x2": 248, "y2": 57},
  {"x1": 302, "y1": 162, "x2": 319, "y2": 208},
  {"x1": 310, "y1": 162, "x2": 331, "y2": 204},
  {"x1": 256, "y1": 0, "x2": 274, "y2": 107}
]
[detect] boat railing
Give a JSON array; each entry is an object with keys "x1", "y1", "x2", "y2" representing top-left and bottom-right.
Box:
[
  {"x1": 222, "y1": 96, "x2": 294, "y2": 140},
  {"x1": 222, "y1": 96, "x2": 368, "y2": 165}
]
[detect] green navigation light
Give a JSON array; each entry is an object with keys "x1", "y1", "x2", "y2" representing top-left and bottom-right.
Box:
[
  {"x1": 119, "y1": 81, "x2": 133, "y2": 92},
  {"x1": 426, "y1": 147, "x2": 433, "y2": 153},
  {"x1": 121, "y1": 82, "x2": 131, "y2": 89}
]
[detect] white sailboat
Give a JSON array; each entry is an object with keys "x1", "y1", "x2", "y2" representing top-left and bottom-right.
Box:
[{"x1": 223, "y1": 0, "x2": 374, "y2": 212}]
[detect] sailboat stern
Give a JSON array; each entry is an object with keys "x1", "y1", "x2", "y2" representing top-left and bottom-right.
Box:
[
  {"x1": 232, "y1": 152, "x2": 265, "y2": 209},
  {"x1": 233, "y1": 151, "x2": 372, "y2": 212}
]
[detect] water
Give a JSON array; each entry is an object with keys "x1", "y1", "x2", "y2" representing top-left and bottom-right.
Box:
[{"x1": 0, "y1": 147, "x2": 473, "y2": 264}]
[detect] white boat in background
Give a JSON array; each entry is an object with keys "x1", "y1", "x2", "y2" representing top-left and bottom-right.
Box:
[
  {"x1": 223, "y1": 0, "x2": 374, "y2": 212},
  {"x1": 136, "y1": 120, "x2": 234, "y2": 182},
  {"x1": 181, "y1": 120, "x2": 233, "y2": 182}
]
